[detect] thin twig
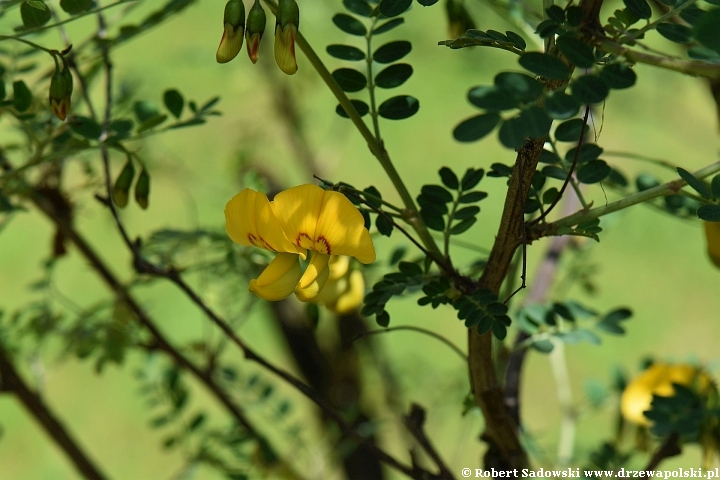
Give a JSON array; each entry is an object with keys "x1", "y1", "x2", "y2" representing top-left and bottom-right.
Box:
[
  {"x1": 354, "y1": 326, "x2": 467, "y2": 362},
  {"x1": 0, "y1": 347, "x2": 107, "y2": 480},
  {"x1": 403, "y1": 404, "x2": 455, "y2": 480},
  {"x1": 529, "y1": 106, "x2": 591, "y2": 227},
  {"x1": 645, "y1": 433, "x2": 681, "y2": 471},
  {"x1": 11, "y1": 1, "x2": 132, "y2": 38},
  {"x1": 158, "y1": 268, "x2": 430, "y2": 479},
  {"x1": 503, "y1": 138, "x2": 528, "y2": 304},
  {"x1": 544, "y1": 160, "x2": 720, "y2": 232},
  {"x1": 598, "y1": 39, "x2": 720, "y2": 80},
  {"x1": 28, "y1": 190, "x2": 307, "y2": 479}
]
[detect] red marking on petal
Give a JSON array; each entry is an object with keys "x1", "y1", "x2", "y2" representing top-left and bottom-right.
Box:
[
  {"x1": 248, "y1": 39, "x2": 259, "y2": 63},
  {"x1": 296, "y1": 232, "x2": 312, "y2": 248},
  {"x1": 316, "y1": 236, "x2": 331, "y2": 255}
]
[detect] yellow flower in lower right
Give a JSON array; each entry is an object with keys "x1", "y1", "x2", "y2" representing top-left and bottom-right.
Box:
[{"x1": 620, "y1": 363, "x2": 714, "y2": 426}]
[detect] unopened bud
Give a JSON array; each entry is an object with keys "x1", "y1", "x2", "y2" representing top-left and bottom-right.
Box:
[
  {"x1": 134, "y1": 168, "x2": 150, "y2": 209},
  {"x1": 246, "y1": 0, "x2": 267, "y2": 64},
  {"x1": 112, "y1": 159, "x2": 135, "y2": 208},
  {"x1": 274, "y1": 0, "x2": 299, "y2": 75},
  {"x1": 49, "y1": 58, "x2": 73, "y2": 121},
  {"x1": 216, "y1": 0, "x2": 245, "y2": 63}
]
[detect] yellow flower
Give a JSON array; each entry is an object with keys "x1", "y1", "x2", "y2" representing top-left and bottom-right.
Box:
[
  {"x1": 311, "y1": 256, "x2": 366, "y2": 314},
  {"x1": 620, "y1": 363, "x2": 713, "y2": 426},
  {"x1": 225, "y1": 185, "x2": 375, "y2": 303},
  {"x1": 225, "y1": 188, "x2": 304, "y2": 301},
  {"x1": 703, "y1": 221, "x2": 720, "y2": 269},
  {"x1": 271, "y1": 184, "x2": 375, "y2": 301}
]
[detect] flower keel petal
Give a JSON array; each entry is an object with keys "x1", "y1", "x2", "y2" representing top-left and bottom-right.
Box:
[
  {"x1": 295, "y1": 252, "x2": 330, "y2": 301},
  {"x1": 249, "y1": 252, "x2": 302, "y2": 301}
]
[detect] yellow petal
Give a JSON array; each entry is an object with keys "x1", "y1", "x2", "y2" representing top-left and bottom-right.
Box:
[
  {"x1": 703, "y1": 221, "x2": 720, "y2": 269},
  {"x1": 621, "y1": 364, "x2": 670, "y2": 426},
  {"x1": 311, "y1": 274, "x2": 347, "y2": 306},
  {"x1": 314, "y1": 190, "x2": 375, "y2": 264},
  {"x1": 271, "y1": 184, "x2": 325, "y2": 252},
  {"x1": 249, "y1": 252, "x2": 302, "y2": 301},
  {"x1": 328, "y1": 255, "x2": 350, "y2": 281},
  {"x1": 332, "y1": 270, "x2": 365, "y2": 314},
  {"x1": 217, "y1": 24, "x2": 244, "y2": 63},
  {"x1": 274, "y1": 24, "x2": 297, "y2": 75},
  {"x1": 50, "y1": 97, "x2": 70, "y2": 121},
  {"x1": 295, "y1": 252, "x2": 330, "y2": 302},
  {"x1": 620, "y1": 363, "x2": 714, "y2": 426},
  {"x1": 225, "y1": 188, "x2": 302, "y2": 256}
]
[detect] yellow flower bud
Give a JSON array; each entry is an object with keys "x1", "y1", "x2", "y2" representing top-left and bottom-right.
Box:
[
  {"x1": 246, "y1": 0, "x2": 266, "y2": 64},
  {"x1": 216, "y1": 0, "x2": 245, "y2": 63},
  {"x1": 49, "y1": 58, "x2": 73, "y2": 121},
  {"x1": 274, "y1": 0, "x2": 299, "y2": 75}
]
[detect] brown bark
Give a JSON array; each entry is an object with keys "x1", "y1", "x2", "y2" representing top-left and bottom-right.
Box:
[
  {"x1": 469, "y1": 138, "x2": 544, "y2": 470},
  {"x1": 467, "y1": 0, "x2": 605, "y2": 467}
]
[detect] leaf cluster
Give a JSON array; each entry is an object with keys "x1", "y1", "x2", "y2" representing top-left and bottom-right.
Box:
[{"x1": 329, "y1": 0, "x2": 420, "y2": 120}]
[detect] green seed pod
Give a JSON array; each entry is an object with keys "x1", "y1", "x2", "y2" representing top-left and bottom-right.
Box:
[
  {"x1": 112, "y1": 159, "x2": 135, "y2": 208},
  {"x1": 134, "y1": 168, "x2": 150, "y2": 210},
  {"x1": 276, "y1": 0, "x2": 299, "y2": 29}
]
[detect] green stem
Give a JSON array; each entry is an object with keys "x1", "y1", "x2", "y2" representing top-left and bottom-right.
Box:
[
  {"x1": 444, "y1": 187, "x2": 463, "y2": 257},
  {"x1": 356, "y1": 326, "x2": 467, "y2": 362},
  {"x1": 331, "y1": 182, "x2": 404, "y2": 212},
  {"x1": 616, "y1": 0, "x2": 699, "y2": 46},
  {"x1": 0, "y1": 35, "x2": 56, "y2": 55},
  {"x1": 598, "y1": 39, "x2": 720, "y2": 80},
  {"x1": 365, "y1": 18, "x2": 382, "y2": 141},
  {"x1": 603, "y1": 150, "x2": 677, "y2": 171},
  {"x1": 430, "y1": 232, "x2": 491, "y2": 254},
  {"x1": 553, "y1": 160, "x2": 720, "y2": 229},
  {"x1": 9, "y1": 0, "x2": 132, "y2": 38},
  {"x1": 549, "y1": 340, "x2": 575, "y2": 468},
  {"x1": 549, "y1": 139, "x2": 588, "y2": 209},
  {"x1": 568, "y1": 178, "x2": 587, "y2": 209}
]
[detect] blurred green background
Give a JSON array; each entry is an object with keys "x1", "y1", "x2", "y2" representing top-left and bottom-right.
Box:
[{"x1": 1, "y1": 0, "x2": 720, "y2": 478}]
